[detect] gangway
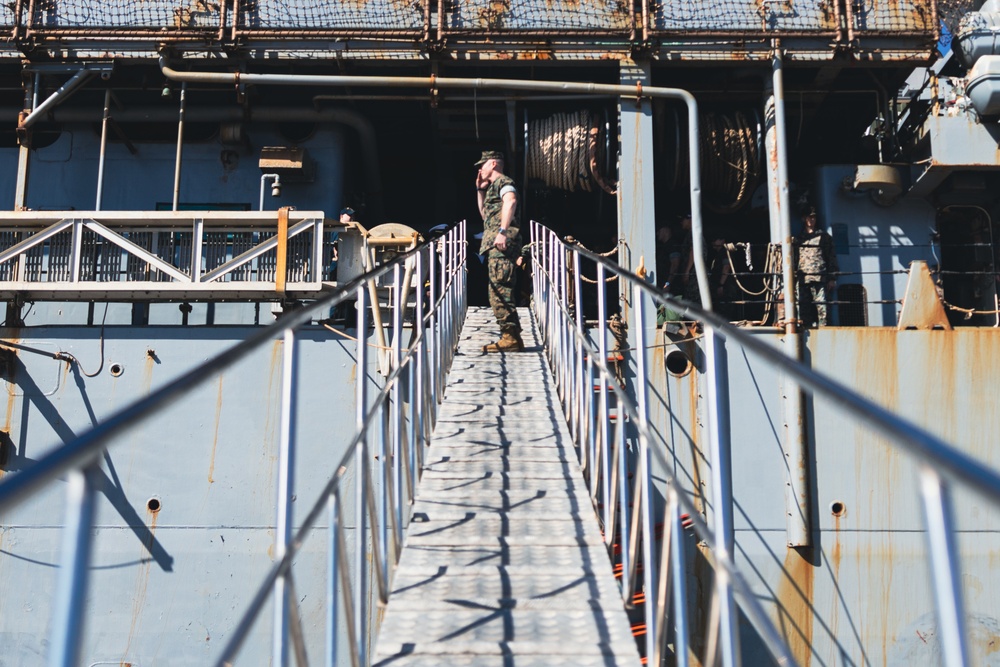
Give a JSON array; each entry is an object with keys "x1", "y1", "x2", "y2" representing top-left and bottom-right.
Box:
[
  {"x1": 372, "y1": 307, "x2": 638, "y2": 666},
  {"x1": 1, "y1": 220, "x2": 999, "y2": 666}
]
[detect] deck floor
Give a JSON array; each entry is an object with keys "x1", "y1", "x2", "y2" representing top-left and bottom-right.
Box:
[{"x1": 372, "y1": 307, "x2": 639, "y2": 667}]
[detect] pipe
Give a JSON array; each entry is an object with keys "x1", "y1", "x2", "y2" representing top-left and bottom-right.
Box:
[
  {"x1": 95, "y1": 89, "x2": 110, "y2": 211},
  {"x1": 770, "y1": 42, "x2": 811, "y2": 548},
  {"x1": 260, "y1": 173, "x2": 281, "y2": 211},
  {"x1": 172, "y1": 83, "x2": 187, "y2": 212},
  {"x1": 158, "y1": 58, "x2": 709, "y2": 309},
  {"x1": 19, "y1": 69, "x2": 94, "y2": 130},
  {"x1": 14, "y1": 73, "x2": 35, "y2": 211}
]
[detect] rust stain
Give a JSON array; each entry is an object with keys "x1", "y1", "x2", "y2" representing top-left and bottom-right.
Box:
[
  {"x1": 208, "y1": 376, "x2": 224, "y2": 484},
  {"x1": 2, "y1": 335, "x2": 19, "y2": 478},
  {"x1": 121, "y1": 509, "x2": 157, "y2": 662},
  {"x1": 846, "y1": 328, "x2": 898, "y2": 666},
  {"x1": 142, "y1": 351, "x2": 155, "y2": 396},
  {"x1": 777, "y1": 548, "x2": 814, "y2": 666}
]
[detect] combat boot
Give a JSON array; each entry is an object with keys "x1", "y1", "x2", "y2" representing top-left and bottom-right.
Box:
[{"x1": 483, "y1": 330, "x2": 525, "y2": 353}]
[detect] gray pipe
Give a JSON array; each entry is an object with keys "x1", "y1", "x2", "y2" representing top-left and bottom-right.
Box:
[
  {"x1": 19, "y1": 69, "x2": 94, "y2": 130},
  {"x1": 770, "y1": 44, "x2": 811, "y2": 548},
  {"x1": 158, "y1": 58, "x2": 710, "y2": 303},
  {"x1": 95, "y1": 89, "x2": 110, "y2": 211},
  {"x1": 172, "y1": 83, "x2": 187, "y2": 212}
]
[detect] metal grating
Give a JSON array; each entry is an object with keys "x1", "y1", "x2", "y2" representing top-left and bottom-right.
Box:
[
  {"x1": 236, "y1": 0, "x2": 424, "y2": 30},
  {"x1": 445, "y1": 0, "x2": 631, "y2": 32},
  {"x1": 30, "y1": 0, "x2": 223, "y2": 29}
]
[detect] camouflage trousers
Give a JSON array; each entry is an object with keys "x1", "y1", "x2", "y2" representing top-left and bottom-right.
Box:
[
  {"x1": 487, "y1": 252, "x2": 520, "y2": 333},
  {"x1": 798, "y1": 281, "x2": 829, "y2": 327}
]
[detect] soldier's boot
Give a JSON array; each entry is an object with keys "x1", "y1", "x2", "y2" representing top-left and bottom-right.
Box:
[{"x1": 483, "y1": 330, "x2": 525, "y2": 353}]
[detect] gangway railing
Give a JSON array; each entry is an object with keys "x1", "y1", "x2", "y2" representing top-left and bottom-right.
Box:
[
  {"x1": 0, "y1": 221, "x2": 467, "y2": 667},
  {"x1": 531, "y1": 220, "x2": 1000, "y2": 667}
]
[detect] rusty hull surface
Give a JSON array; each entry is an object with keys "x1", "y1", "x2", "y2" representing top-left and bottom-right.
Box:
[{"x1": 652, "y1": 326, "x2": 1000, "y2": 666}]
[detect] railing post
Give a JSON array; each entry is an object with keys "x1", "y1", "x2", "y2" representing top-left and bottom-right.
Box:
[
  {"x1": 69, "y1": 217, "x2": 83, "y2": 283},
  {"x1": 272, "y1": 327, "x2": 298, "y2": 667},
  {"x1": 326, "y1": 492, "x2": 340, "y2": 667},
  {"x1": 391, "y1": 262, "x2": 404, "y2": 536},
  {"x1": 632, "y1": 283, "x2": 657, "y2": 660},
  {"x1": 705, "y1": 327, "x2": 739, "y2": 666},
  {"x1": 920, "y1": 467, "x2": 969, "y2": 667},
  {"x1": 192, "y1": 217, "x2": 204, "y2": 282},
  {"x1": 596, "y1": 262, "x2": 611, "y2": 530},
  {"x1": 48, "y1": 464, "x2": 97, "y2": 667},
  {"x1": 354, "y1": 282, "x2": 369, "y2": 666},
  {"x1": 573, "y1": 248, "x2": 585, "y2": 448}
]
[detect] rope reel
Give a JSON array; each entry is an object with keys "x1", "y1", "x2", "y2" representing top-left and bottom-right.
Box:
[
  {"x1": 526, "y1": 110, "x2": 616, "y2": 194},
  {"x1": 665, "y1": 108, "x2": 763, "y2": 213}
]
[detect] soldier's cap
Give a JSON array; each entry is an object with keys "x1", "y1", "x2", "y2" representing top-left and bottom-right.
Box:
[
  {"x1": 474, "y1": 150, "x2": 505, "y2": 166},
  {"x1": 802, "y1": 205, "x2": 817, "y2": 218},
  {"x1": 340, "y1": 207, "x2": 355, "y2": 217}
]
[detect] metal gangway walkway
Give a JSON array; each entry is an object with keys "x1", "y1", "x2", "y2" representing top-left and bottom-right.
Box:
[
  {"x1": 2, "y1": 219, "x2": 1000, "y2": 666},
  {"x1": 372, "y1": 307, "x2": 638, "y2": 666}
]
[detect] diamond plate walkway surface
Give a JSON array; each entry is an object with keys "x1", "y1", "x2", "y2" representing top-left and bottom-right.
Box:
[{"x1": 373, "y1": 307, "x2": 639, "y2": 667}]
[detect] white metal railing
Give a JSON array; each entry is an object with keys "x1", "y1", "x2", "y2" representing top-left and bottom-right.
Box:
[
  {"x1": 0, "y1": 210, "x2": 333, "y2": 298},
  {"x1": 531, "y1": 220, "x2": 1000, "y2": 667},
  {"x1": 0, "y1": 221, "x2": 467, "y2": 667}
]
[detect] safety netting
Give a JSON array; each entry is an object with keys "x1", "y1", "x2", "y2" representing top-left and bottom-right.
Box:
[
  {"x1": 650, "y1": 0, "x2": 840, "y2": 33},
  {"x1": 938, "y1": 0, "x2": 982, "y2": 34},
  {"x1": 444, "y1": 0, "x2": 630, "y2": 32},
  {"x1": 236, "y1": 0, "x2": 424, "y2": 30},
  {"x1": 849, "y1": 0, "x2": 938, "y2": 34},
  {"x1": 30, "y1": 0, "x2": 223, "y2": 29}
]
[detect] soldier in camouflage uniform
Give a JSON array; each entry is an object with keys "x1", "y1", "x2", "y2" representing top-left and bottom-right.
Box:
[
  {"x1": 475, "y1": 150, "x2": 524, "y2": 351},
  {"x1": 795, "y1": 206, "x2": 839, "y2": 327}
]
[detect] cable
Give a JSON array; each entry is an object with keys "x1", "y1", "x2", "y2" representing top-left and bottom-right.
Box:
[{"x1": 55, "y1": 303, "x2": 108, "y2": 377}]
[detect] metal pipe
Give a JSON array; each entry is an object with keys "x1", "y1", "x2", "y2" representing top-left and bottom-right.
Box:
[
  {"x1": 172, "y1": 82, "x2": 187, "y2": 212},
  {"x1": 48, "y1": 464, "x2": 97, "y2": 667},
  {"x1": 768, "y1": 42, "x2": 811, "y2": 547},
  {"x1": 771, "y1": 44, "x2": 796, "y2": 333},
  {"x1": 95, "y1": 89, "x2": 110, "y2": 211},
  {"x1": 158, "y1": 60, "x2": 705, "y2": 283},
  {"x1": 273, "y1": 327, "x2": 298, "y2": 667},
  {"x1": 260, "y1": 173, "x2": 280, "y2": 211},
  {"x1": 14, "y1": 73, "x2": 35, "y2": 211},
  {"x1": 19, "y1": 69, "x2": 94, "y2": 130}
]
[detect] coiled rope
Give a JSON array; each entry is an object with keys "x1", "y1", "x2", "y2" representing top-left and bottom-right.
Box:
[
  {"x1": 527, "y1": 110, "x2": 616, "y2": 194},
  {"x1": 700, "y1": 110, "x2": 761, "y2": 212}
]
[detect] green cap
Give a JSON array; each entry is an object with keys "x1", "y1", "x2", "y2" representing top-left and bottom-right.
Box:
[{"x1": 474, "y1": 150, "x2": 505, "y2": 166}]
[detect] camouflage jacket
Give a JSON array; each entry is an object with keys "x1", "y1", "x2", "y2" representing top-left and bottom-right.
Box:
[
  {"x1": 479, "y1": 174, "x2": 522, "y2": 257},
  {"x1": 795, "y1": 229, "x2": 838, "y2": 283}
]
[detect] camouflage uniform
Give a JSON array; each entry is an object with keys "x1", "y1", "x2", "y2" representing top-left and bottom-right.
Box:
[
  {"x1": 795, "y1": 228, "x2": 838, "y2": 326},
  {"x1": 479, "y1": 174, "x2": 522, "y2": 333}
]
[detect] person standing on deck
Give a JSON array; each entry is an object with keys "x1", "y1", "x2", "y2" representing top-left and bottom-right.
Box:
[
  {"x1": 795, "y1": 205, "x2": 839, "y2": 327},
  {"x1": 475, "y1": 150, "x2": 525, "y2": 352}
]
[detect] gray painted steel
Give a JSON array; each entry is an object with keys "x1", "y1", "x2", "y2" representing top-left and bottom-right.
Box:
[{"x1": 372, "y1": 307, "x2": 639, "y2": 666}]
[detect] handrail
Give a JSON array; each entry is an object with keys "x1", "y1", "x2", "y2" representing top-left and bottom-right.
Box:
[
  {"x1": 0, "y1": 220, "x2": 468, "y2": 667},
  {"x1": 531, "y1": 220, "x2": 999, "y2": 667}
]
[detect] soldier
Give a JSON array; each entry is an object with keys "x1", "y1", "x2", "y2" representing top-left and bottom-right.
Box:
[
  {"x1": 795, "y1": 206, "x2": 839, "y2": 327},
  {"x1": 475, "y1": 150, "x2": 525, "y2": 352}
]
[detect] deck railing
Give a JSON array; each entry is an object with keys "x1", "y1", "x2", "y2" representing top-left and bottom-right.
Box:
[
  {"x1": 531, "y1": 219, "x2": 1000, "y2": 667},
  {"x1": 0, "y1": 220, "x2": 467, "y2": 667}
]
